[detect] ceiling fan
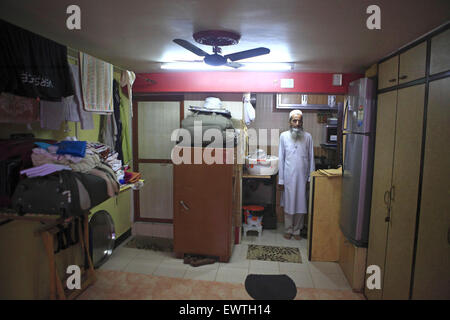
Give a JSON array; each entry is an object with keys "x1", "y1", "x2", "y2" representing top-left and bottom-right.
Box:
[{"x1": 173, "y1": 30, "x2": 270, "y2": 68}]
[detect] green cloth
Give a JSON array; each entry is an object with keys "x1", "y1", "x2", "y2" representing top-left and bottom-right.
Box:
[{"x1": 117, "y1": 79, "x2": 132, "y2": 166}]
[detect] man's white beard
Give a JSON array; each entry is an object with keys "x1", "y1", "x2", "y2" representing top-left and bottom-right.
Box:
[{"x1": 290, "y1": 127, "x2": 304, "y2": 141}]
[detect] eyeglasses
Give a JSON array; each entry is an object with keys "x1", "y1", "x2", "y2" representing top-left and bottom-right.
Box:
[{"x1": 291, "y1": 119, "x2": 303, "y2": 124}]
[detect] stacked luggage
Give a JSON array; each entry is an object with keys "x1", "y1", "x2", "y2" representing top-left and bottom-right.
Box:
[
  {"x1": 11, "y1": 170, "x2": 110, "y2": 217},
  {"x1": 0, "y1": 136, "x2": 56, "y2": 208},
  {"x1": 0, "y1": 136, "x2": 115, "y2": 218},
  {"x1": 179, "y1": 97, "x2": 237, "y2": 147}
]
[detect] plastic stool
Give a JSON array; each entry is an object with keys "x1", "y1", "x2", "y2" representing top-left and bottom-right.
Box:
[{"x1": 243, "y1": 205, "x2": 264, "y2": 237}]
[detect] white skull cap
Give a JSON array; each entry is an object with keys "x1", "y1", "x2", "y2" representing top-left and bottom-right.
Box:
[{"x1": 289, "y1": 109, "x2": 303, "y2": 119}]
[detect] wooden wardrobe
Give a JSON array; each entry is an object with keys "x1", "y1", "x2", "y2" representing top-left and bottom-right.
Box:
[
  {"x1": 173, "y1": 147, "x2": 236, "y2": 262},
  {"x1": 366, "y1": 26, "x2": 450, "y2": 300}
]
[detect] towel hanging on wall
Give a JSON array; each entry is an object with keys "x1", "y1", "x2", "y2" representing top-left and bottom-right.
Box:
[{"x1": 79, "y1": 52, "x2": 114, "y2": 113}]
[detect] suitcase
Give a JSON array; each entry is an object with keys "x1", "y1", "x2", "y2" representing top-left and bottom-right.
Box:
[
  {"x1": 11, "y1": 171, "x2": 110, "y2": 217},
  {"x1": 0, "y1": 138, "x2": 56, "y2": 208},
  {"x1": 182, "y1": 112, "x2": 234, "y2": 131},
  {"x1": 181, "y1": 113, "x2": 236, "y2": 146}
]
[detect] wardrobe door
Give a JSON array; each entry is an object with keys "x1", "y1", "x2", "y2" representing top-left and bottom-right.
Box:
[
  {"x1": 365, "y1": 91, "x2": 397, "y2": 300},
  {"x1": 378, "y1": 56, "x2": 399, "y2": 90},
  {"x1": 412, "y1": 77, "x2": 450, "y2": 299},
  {"x1": 398, "y1": 42, "x2": 427, "y2": 84},
  {"x1": 383, "y1": 84, "x2": 425, "y2": 299},
  {"x1": 173, "y1": 148, "x2": 233, "y2": 262},
  {"x1": 429, "y1": 28, "x2": 450, "y2": 75}
]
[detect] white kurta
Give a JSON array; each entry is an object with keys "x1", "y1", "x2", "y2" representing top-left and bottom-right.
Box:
[{"x1": 278, "y1": 130, "x2": 315, "y2": 215}]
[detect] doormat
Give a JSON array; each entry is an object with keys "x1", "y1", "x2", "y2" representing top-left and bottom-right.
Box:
[
  {"x1": 124, "y1": 236, "x2": 173, "y2": 252},
  {"x1": 247, "y1": 245, "x2": 302, "y2": 263},
  {"x1": 245, "y1": 274, "x2": 297, "y2": 300}
]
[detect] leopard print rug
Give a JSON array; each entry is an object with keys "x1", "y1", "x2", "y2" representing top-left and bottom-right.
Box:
[{"x1": 247, "y1": 245, "x2": 302, "y2": 263}]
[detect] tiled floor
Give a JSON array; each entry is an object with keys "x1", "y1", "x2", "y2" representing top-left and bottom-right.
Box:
[{"x1": 95, "y1": 223, "x2": 359, "y2": 297}]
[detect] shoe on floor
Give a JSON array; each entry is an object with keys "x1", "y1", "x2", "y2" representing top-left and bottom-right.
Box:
[
  {"x1": 183, "y1": 255, "x2": 194, "y2": 264},
  {"x1": 190, "y1": 258, "x2": 216, "y2": 267},
  {"x1": 293, "y1": 235, "x2": 301, "y2": 240},
  {"x1": 283, "y1": 233, "x2": 292, "y2": 240}
]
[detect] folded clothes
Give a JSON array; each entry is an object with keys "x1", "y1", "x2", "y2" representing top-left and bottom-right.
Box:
[
  {"x1": 31, "y1": 147, "x2": 83, "y2": 167},
  {"x1": 124, "y1": 171, "x2": 141, "y2": 184},
  {"x1": 34, "y1": 142, "x2": 52, "y2": 150},
  {"x1": 20, "y1": 163, "x2": 72, "y2": 177},
  {"x1": 56, "y1": 140, "x2": 87, "y2": 158}
]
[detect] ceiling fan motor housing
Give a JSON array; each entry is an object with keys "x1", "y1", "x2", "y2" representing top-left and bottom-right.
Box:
[
  {"x1": 193, "y1": 30, "x2": 241, "y2": 47},
  {"x1": 204, "y1": 54, "x2": 228, "y2": 66}
]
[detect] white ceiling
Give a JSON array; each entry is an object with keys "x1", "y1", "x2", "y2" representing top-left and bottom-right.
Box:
[{"x1": 1, "y1": 0, "x2": 449, "y2": 73}]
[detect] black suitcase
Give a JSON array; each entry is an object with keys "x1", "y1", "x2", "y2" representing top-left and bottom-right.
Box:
[
  {"x1": 0, "y1": 137, "x2": 57, "y2": 208},
  {"x1": 11, "y1": 171, "x2": 110, "y2": 217}
]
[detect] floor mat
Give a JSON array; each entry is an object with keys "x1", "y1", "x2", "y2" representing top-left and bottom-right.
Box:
[
  {"x1": 245, "y1": 274, "x2": 297, "y2": 300},
  {"x1": 124, "y1": 236, "x2": 173, "y2": 252},
  {"x1": 247, "y1": 244, "x2": 302, "y2": 263}
]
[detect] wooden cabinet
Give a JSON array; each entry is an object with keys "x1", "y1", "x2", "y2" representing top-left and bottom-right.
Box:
[
  {"x1": 398, "y1": 41, "x2": 427, "y2": 84},
  {"x1": 365, "y1": 90, "x2": 397, "y2": 299},
  {"x1": 411, "y1": 77, "x2": 450, "y2": 300},
  {"x1": 368, "y1": 26, "x2": 449, "y2": 300},
  {"x1": 430, "y1": 28, "x2": 450, "y2": 75},
  {"x1": 338, "y1": 231, "x2": 367, "y2": 293},
  {"x1": 382, "y1": 84, "x2": 425, "y2": 299},
  {"x1": 378, "y1": 56, "x2": 399, "y2": 89},
  {"x1": 173, "y1": 147, "x2": 235, "y2": 262},
  {"x1": 378, "y1": 41, "x2": 427, "y2": 89},
  {"x1": 307, "y1": 172, "x2": 342, "y2": 262},
  {"x1": 366, "y1": 85, "x2": 425, "y2": 300}
]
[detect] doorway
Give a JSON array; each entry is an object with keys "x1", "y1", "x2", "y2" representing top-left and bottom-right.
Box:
[{"x1": 132, "y1": 96, "x2": 184, "y2": 224}]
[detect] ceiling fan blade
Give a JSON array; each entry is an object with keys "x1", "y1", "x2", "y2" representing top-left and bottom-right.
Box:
[
  {"x1": 173, "y1": 39, "x2": 209, "y2": 57},
  {"x1": 226, "y1": 61, "x2": 243, "y2": 69},
  {"x1": 224, "y1": 47, "x2": 270, "y2": 61}
]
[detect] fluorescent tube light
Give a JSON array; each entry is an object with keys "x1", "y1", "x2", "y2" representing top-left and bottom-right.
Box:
[
  {"x1": 160, "y1": 62, "x2": 293, "y2": 71},
  {"x1": 160, "y1": 62, "x2": 229, "y2": 70},
  {"x1": 239, "y1": 63, "x2": 293, "y2": 71}
]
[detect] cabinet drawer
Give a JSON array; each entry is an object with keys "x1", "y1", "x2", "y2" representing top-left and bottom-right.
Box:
[
  {"x1": 398, "y1": 42, "x2": 427, "y2": 84},
  {"x1": 430, "y1": 28, "x2": 450, "y2": 75},
  {"x1": 378, "y1": 56, "x2": 399, "y2": 89}
]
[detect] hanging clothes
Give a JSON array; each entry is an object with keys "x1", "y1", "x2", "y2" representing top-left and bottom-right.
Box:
[
  {"x1": 40, "y1": 99, "x2": 66, "y2": 130},
  {"x1": 112, "y1": 80, "x2": 124, "y2": 161},
  {"x1": 118, "y1": 79, "x2": 132, "y2": 166},
  {"x1": 68, "y1": 63, "x2": 94, "y2": 130},
  {"x1": 0, "y1": 19, "x2": 74, "y2": 100},
  {"x1": 0, "y1": 93, "x2": 40, "y2": 123},
  {"x1": 79, "y1": 52, "x2": 114, "y2": 113},
  {"x1": 98, "y1": 112, "x2": 117, "y2": 150},
  {"x1": 120, "y1": 70, "x2": 136, "y2": 116}
]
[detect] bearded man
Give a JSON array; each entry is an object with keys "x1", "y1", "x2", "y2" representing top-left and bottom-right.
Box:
[{"x1": 278, "y1": 110, "x2": 315, "y2": 240}]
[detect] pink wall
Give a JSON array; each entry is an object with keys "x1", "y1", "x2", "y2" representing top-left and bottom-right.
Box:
[{"x1": 133, "y1": 72, "x2": 363, "y2": 94}]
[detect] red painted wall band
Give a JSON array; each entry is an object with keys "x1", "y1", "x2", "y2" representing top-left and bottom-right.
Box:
[{"x1": 133, "y1": 72, "x2": 363, "y2": 94}]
